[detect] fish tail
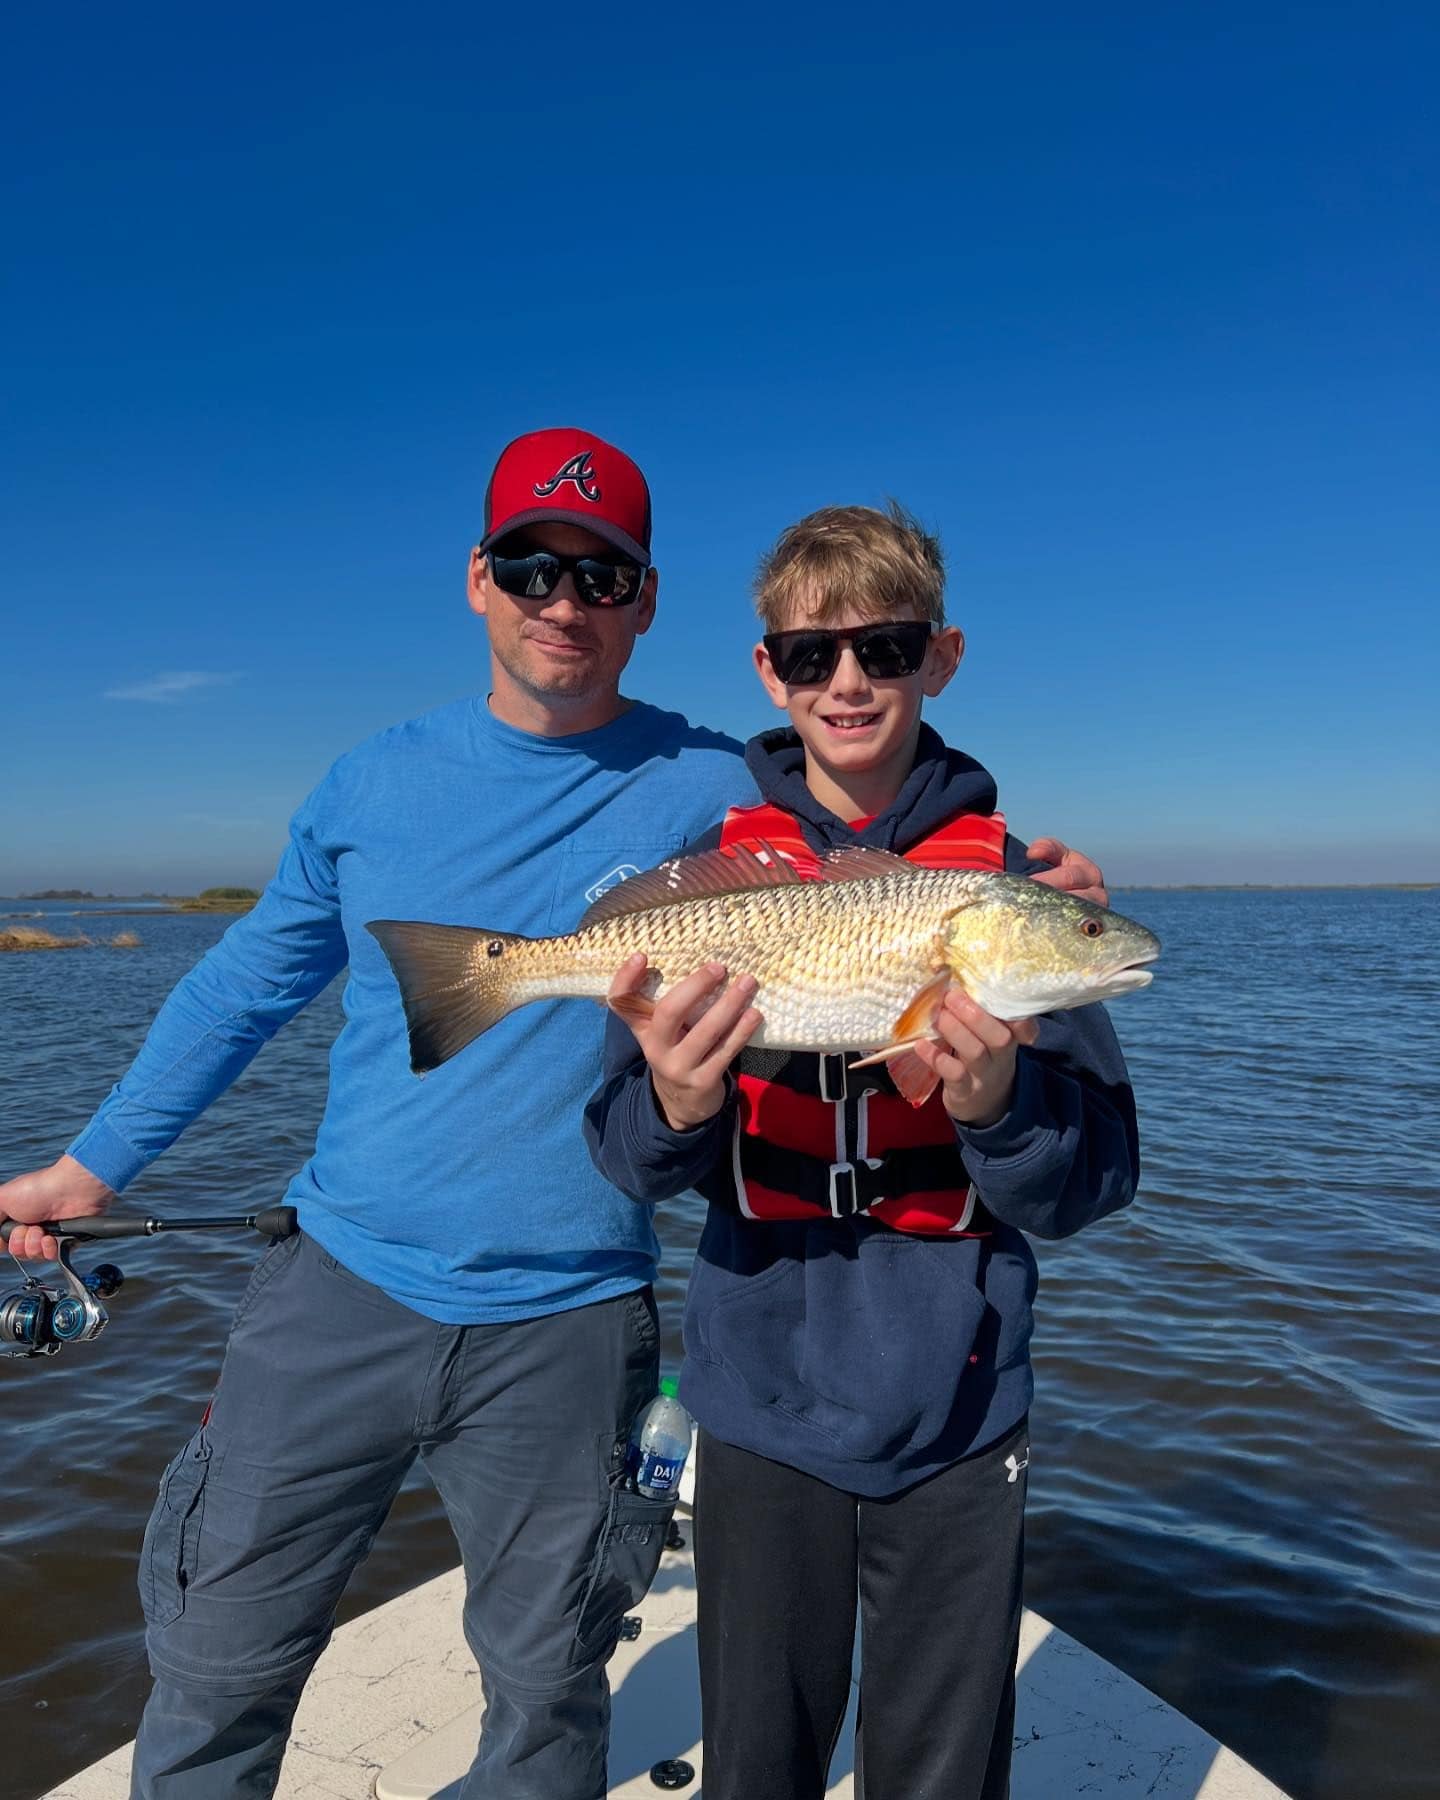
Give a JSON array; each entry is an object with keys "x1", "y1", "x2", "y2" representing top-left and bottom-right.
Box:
[{"x1": 367, "y1": 920, "x2": 531, "y2": 1073}]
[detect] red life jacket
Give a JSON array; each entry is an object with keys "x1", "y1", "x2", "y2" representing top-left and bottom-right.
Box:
[{"x1": 717, "y1": 800, "x2": 1008, "y2": 1237}]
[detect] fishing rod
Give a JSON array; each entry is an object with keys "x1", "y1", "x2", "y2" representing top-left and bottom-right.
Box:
[{"x1": 0, "y1": 1206, "x2": 298, "y2": 1359}]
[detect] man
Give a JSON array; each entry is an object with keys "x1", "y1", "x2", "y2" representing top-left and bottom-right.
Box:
[{"x1": 0, "y1": 428, "x2": 1104, "y2": 1799}]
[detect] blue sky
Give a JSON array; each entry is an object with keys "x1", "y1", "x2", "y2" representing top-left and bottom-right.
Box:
[{"x1": 3, "y1": 3, "x2": 1436, "y2": 891}]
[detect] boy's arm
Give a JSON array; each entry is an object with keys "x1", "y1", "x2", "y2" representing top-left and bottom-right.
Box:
[
  {"x1": 947, "y1": 831, "x2": 1139, "y2": 1238},
  {"x1": 953, "y1": 1002, "x2": 1139, "y2": 1240},
  {"x1": 584, "y1": 821, "x2": 751, "y2": 1202},
  {"x1": 584, "y1": 1007, "x2": 739, "y2": 1203},
  {"x1": 20, "y1": 777, "x2": 349, "y2": 1213}
]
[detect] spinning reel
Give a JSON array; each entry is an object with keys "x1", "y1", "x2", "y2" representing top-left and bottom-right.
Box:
[{"x1": 1, "y1": 1206, "x2": 298, "y2": 1359}]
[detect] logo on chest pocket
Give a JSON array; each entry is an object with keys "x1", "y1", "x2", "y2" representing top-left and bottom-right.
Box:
[{"x1": 585, "y1": 865, "x2": 641, "y2": 905}]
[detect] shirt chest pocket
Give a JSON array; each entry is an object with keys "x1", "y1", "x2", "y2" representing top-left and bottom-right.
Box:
[{"x1": 548, "y1": 838, "x2": 685, "y2": 934}]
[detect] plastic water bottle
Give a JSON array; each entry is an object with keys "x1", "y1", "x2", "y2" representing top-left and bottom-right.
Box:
[{"x1": 626, "y1": 1377, "x2": 692, "y2": 1499}]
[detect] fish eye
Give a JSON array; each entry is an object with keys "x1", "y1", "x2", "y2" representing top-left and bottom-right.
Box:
[
  {"x1": 1080, "y1": 918, "x2": 1104, "y2": 939},
  {"x1": 487, "y1": 940, "x2": 505, "y2": 958}
]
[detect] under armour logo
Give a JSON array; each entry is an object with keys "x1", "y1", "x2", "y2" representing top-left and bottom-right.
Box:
[
  {"x1": 1005, "y1": 1449, "x2": 1029, "y2": 1484},
  {"x1": 534, "y1": 451, "x2": 602, "y2": 503}
]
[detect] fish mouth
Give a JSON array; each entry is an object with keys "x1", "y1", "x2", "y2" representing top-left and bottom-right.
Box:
[
  {"x1": 1098, "y1": 949, "x2": 1159, "y2": 996},
  {"x1": 1102, "y1": 967, "x2": 1154, "y2": 995}
]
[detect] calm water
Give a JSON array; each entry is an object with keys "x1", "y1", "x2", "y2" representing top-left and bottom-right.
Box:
[{"x1": 1, "y1": 891, "x2": 1437, "y2": 1799}]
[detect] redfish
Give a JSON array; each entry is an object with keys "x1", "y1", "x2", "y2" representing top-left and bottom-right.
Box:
[{"x1": 368, "y1": 844, "x2": 1159, "y2": 1107}]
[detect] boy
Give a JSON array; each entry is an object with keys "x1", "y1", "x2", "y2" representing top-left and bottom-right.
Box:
[{"x1": 585, "y1": 502, "x2": 1139, "y2": 1800}]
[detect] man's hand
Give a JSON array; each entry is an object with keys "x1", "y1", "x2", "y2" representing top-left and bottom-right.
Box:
[
  {"x1": 1026, "y1": 836, "x2": 1107, "y2": 908},
  {"x1": 0, "y1": 1155, "x2": 116, "y2": 1261},
  {"x1": 608, "y1": 954, "x2": 762, "y2": 1132},
  {"x1": 910, "y1": 989, "x2": 1039, "y2": 1128}
]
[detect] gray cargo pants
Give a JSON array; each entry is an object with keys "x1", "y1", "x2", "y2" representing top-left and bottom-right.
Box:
[{"x1": 130, "y1": 1230, "x2": 673, "y2": 1799}]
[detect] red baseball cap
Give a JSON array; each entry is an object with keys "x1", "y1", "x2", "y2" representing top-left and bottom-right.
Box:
[{"x1": 480, "y1": 427, "x2": 652, "y2": 565}]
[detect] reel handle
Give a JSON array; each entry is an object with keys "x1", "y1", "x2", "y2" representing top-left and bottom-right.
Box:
[{"x1": 1, "y1": 1206, "x2": 299, "y2": 1244}]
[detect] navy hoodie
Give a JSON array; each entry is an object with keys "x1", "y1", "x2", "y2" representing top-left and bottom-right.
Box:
[{"x1": 584, "y1": 724, "x2": 1139, "y2": 1496}]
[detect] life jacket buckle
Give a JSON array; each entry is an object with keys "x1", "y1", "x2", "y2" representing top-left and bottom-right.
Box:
[
  {"x1": 828, "y1": 1158, "x2": 884, "y2": 1218},
  {"x1": 818, "y1": 1054, "x2": 849, "y2": 1102}
]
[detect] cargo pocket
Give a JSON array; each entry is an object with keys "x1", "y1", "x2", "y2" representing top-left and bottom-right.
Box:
[
  {"x1": 139, "y1": 1431, "x2": 211, "y2": 1630},
  {"x1": 574, "y1": 1440, "x2": 677, "y2": 1657}
]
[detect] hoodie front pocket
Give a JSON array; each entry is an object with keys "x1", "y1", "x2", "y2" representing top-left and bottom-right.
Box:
[
  {"x1": 685, "y1": 1253, "x2": 828, "y2": 1427},
  {"x1": 689, "y1": 1230, "x2": 990, "y2": 1461},
  {"x1": 793, "y1": 1236, "x2": 990, "y2": 1459}
]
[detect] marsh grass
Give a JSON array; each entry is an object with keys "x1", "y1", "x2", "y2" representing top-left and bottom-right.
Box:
[
  {"x1": 178, "y1": 888, "x2": 259, "y2": 913},
  {"x1": 0, "y1": 927, "x2": 143, "y2": 952},
  {"x1": 0, "y1": 926, "x2": 92, "y2": 952}
]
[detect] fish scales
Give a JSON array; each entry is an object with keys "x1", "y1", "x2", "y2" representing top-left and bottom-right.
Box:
[{"x1": 518, "y1": 868, "x2": 991, "y2": 1050}]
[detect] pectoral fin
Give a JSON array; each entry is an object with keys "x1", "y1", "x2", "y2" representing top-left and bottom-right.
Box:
[
  {"x1": 848, "y1": 973, "x2": 952, "y2": 1108},
  {"x1": 608, "y1": 992, "x2": 657, "y2": 1030},
  {"x1": 885, "y1": 1048, "x2": 941, "y2": 1109}
]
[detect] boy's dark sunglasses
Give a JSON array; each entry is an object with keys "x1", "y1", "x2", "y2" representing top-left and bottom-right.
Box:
[
  {"x1": 763, "y1": 620, "x2": 936, "y2": 686},
  {"x1": 487, "y1": 549, "x2": 648, "y2": 607}
]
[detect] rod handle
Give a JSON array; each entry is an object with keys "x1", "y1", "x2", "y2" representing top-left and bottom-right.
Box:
[
  {"x1": 1, "y1": 1207, "x2": 299, "y2": 1243},
  {"x1": 2, "y1": 1215, "x2": 147, "y2": 1242}
]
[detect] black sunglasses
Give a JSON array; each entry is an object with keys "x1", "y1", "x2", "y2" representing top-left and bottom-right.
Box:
[
  {"x1": 486, "y1": 549, "x2": 648, "y2": 607},
  {"x1": 763, "y1": 620, "x2": 936, "y2": 686}
]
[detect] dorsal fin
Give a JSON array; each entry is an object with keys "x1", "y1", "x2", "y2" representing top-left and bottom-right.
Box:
[
  {"x1": 816, "y1": 845, "x2": 911, "y2": 881},
  {"x1": 577, "y1": 842, "x2": 809, "y2": 929}
]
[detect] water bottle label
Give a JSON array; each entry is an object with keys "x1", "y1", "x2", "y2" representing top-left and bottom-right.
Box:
[{"x1": 633, "y1": 1450, "x2": 682, "y2": 1494}]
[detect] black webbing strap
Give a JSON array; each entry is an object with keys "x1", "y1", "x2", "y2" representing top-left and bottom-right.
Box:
[
  {"x1": 740, "y1": 1136, "x2": 976, "y2": 1217},
  {"x1": 737, "y1": 1047, "x2": 894, "y2": 1100}
]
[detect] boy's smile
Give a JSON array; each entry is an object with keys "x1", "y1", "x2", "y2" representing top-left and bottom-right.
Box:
[{"x1": 755, "y1": 605, "x2": 964, "y2": 823}]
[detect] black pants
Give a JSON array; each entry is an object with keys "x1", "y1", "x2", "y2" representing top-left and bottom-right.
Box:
[{"x1": 695, "y1": 1417, "x2": 1029, "y2": 1800}]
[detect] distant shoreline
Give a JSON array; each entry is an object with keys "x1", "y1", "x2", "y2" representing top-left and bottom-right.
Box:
[
  {"x1": 4, "y1": 904, "x2": 258, "y2": 917},
  {"x1": 8, "y1": 891, "x2": 258, "y2": 915}
]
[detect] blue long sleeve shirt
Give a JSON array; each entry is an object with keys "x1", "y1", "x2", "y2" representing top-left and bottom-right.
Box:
[{"x1": 69, "y1": 697, "x2": 756, "y2": 1323}]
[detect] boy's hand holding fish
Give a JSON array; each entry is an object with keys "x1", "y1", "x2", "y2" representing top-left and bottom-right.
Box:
[
  {"x1": 607, "y1": 954, "x2": 763, "y2": 1130},
  {"x1": 910, "y1": 988, "x2": 1040, "y2": 1126},
  {"x1": 610, "y1": 947, "x2": 1040, "y2": 1132}
]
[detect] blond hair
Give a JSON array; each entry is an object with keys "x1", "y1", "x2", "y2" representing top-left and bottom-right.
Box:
[{"x1": 754, "y1": 501, "x2": 946, "y2": 632}]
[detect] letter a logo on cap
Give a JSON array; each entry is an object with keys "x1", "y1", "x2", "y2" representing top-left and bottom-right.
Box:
[
  {"x1": 482, "y1": 428, "x2": 651, "y2": 563},
  {"x1": 533, "y1": 451, "x2": 602, "y2": 504}
]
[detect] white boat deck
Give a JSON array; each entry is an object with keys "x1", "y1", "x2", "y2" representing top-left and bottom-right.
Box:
[{"x1": 50, "y1": 1510, "x2": 1288, "y2": 1800}]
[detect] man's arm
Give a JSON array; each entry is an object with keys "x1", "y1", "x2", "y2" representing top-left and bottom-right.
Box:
[
  {"x1": 0, "y1": 785, "x2": 348, "y2": 1258},
  {"x1": 1025, "y1": 836, "x2": 1107, "y2": 906}
]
